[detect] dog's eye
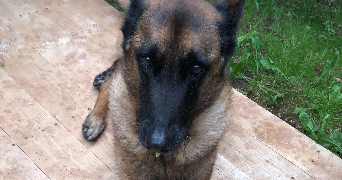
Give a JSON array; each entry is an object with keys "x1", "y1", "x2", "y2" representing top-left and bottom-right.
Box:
[
  {"x1": 141, "y1": 56, "x2": 152, "y2": 67},
  {"x1": 192, "y1": 64, "x2": 202, "y2": 75}
]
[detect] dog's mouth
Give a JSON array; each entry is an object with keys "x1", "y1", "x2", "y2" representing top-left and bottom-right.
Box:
[
  {"x1": 144, "y1": 136, "x2": 173, "y2": 153},
  {"x1": 143, "y1": 136, "x2": 185, "y2": 155}
]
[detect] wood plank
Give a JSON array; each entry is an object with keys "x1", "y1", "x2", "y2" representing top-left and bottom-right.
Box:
[
  {"x1": 0, "y1": 19, "x2": 118, "y2": 171},
  {"x1": 218, "y1": 123, "x2": 313, "y2": 180},
  {"x1": 0, "y1": 0, "x2": 124, "y2": 98},
  {"x1": 0, "y1": 0, "x2": 122, "y2": 175},
  {"x1": 229, "y1": 89, "x2": 342, "y2": 180},
  {"x1": 117, "y1": 0, "x2": 130, "y2": 10},
  {"x1": 0, "y1": 0, "x2": 126, "y2": 172},
  {"x1": 0, "y1": 23, "x2": 94, "y2": 137},
  {"x1": 0, "y1": 68, "x2": 118, "y2": 179},
  {"x1": 212, "y1": 154, "x2": 252, "y2": 180},
  {"x1": 0, "y1": 128, "x2": 49, "y2": 180}
]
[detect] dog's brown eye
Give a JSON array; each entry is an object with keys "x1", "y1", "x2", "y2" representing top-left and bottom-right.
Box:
[
  {"x1": 192, "y1": 65, "x2": 202, "y2": 74},
  {"x1": 141, "y1": 56, "x2": 152, "y2": 67}
]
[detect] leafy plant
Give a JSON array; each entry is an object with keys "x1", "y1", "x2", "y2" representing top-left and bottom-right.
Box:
[
  {"x1": 244, "y1": 76, "x2": 262, "y2": 92},
  {"x1": 315, "y1": 51, "x2": 340, "y2": 83},
  {"x1": 237, "y1": 31, "x2": 258, "y2": 47},
  {"x1": 231, "y1": 0, "x2": 342, "y2": 159},
  {"x1": 322, "y1": 51, "x2": 339, "y2": 76},
  {"x1": 323, "y1": 20, "x2": 336, "y2": 36},
  {"x1": 294, "y1": 108, "x2": 342, "y2": 155},
  {"x1": 260, "y1": 56, "x2": 283, "y2": 75},
  {"x1": 317, "y1": 131, "x2": 342, "y2": 154},
  {"x1": 252, "y1": 36, "x2": 261, "y2": 75},
  {"x1": 230, "y1": 61, "x2": 244, "y2": 77}
]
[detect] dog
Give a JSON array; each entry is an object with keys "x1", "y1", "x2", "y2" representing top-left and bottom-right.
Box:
[{"x1": 82, "y1": 0, "x2": 244, "y2": 179}]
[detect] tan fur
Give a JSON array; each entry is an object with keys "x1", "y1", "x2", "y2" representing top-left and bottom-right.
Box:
[
  {"x1": 124, "y1": 0, "x2": 227, "y2": 111},
  {"x1": 83, "y1": 0, "x2": 244, "y2": 179},
  {"x1": 83, "y1": 72, "x2": 113, "y2": 140},
  {"x1": 108, "y1": 59, "x2": 232, "y2": 179}
]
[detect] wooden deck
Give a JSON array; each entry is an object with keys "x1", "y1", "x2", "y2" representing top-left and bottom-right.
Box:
[{"x1": 0, "y1": 0, "x2": 341, "y2": 179}]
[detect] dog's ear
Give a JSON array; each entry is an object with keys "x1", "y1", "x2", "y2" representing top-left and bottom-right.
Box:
[
  {"x1": 121, "y1": 0, "x2": 146, "y2": 51},
  {"x1": 215, "y1": 0, "x2": 245, "y2": 65},
  {"x1": 216, "y1": 0, "x2": 245, "y2": 20}
]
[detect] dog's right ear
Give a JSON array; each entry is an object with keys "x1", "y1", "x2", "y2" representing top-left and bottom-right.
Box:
[
  {"x1": 121, "y1": 0, "x2": 146, "y2": 51},
  {"x1": 215, "y1": 0, "x2": 245, "y2": 65},
  {"x1": 216, "y1": 0, "x2": 245, "y2": 20}
]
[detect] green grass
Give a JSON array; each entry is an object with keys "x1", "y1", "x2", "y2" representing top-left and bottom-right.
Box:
[
  {"x1": 231, "y1": 0, "x2": 342, "y2": 157},
  {"x1": 104, "y1": 0, "x2": 342, "y2": 158},
  {"x1": 105, "y1": 0, "x2": 125, "y2": 13}
]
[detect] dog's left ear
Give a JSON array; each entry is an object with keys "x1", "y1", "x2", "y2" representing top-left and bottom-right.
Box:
[
  {"x1": 121, "y1": 0, "x2": 146, "y2": 51},
  {"x1": 215, "y1": 0, "x2": 245, "y2": 65}
]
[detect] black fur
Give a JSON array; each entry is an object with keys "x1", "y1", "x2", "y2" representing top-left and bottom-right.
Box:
[
  {"x1": 121, "y1": 0, "x2": 146, "y2": 50},
  {"x1": 216, "y1": 0, "x2": 245, "y2": 65},
  {"x1": 137, "y1": 46, "x2": 209, "y2": 153},
  {"x1": 93, "y1": 65, "x2": 116, "y2": 88}
]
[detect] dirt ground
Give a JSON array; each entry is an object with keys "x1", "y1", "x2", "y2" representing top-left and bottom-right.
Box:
[{"x1": 231, "y1": 77, "x2": 302, "y2": 130}]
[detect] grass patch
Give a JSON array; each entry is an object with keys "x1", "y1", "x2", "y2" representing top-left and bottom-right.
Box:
[{"x1": 231, "y1": 0, "x2": 342, "y2": 157}]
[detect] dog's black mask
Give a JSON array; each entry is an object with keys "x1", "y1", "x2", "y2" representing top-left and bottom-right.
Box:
[{"x1": 137, "y1": 46, "x2": 209, "y2": 153}]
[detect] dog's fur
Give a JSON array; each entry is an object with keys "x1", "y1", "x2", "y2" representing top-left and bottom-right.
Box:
[{"x1": 82, "y1": 0, "x2": 244, "y2": 179}]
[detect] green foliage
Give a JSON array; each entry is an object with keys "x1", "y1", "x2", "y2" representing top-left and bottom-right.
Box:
[
  {"x1": 231, "y1": 0, "x2": 342, "y2": 158},
  {"x1": 244, "y1": 76, "x2": 262, "y2": 92},
  {"x1": 237, "y1": 30, "x2": 258, "y2": 47},
  {"x1": 317, "y1": 132, "x2": 342, "y2": 155},
  {"x1": 104, "y1": 0, "x2": 125, "y2": 13},
  {"x1": 260, "y1": 56, "x2": 282, "y2": 75},
  {"x1": 323, "y1": 21, "x2": 336, "y2": 36},
  {"x1": 230, "y1": 61, "x2": 244, "y2": 76},
  {"x1": 252, "y1": 36, "x2": 261, "y2": 75},
  {"x1": 322, "y1": 51, "x2": 340, "y2": 77},
  {"x1": 316, "y1": 51, "x2": 340, "y2": 82},
  {"x1": 294, "y1": 108, "x2": 342, "y2": 156}
]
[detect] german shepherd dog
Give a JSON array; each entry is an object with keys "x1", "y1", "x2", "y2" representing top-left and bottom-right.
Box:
[{"x1": 82, "y1": 0, "x2": 244, "y2": 179}]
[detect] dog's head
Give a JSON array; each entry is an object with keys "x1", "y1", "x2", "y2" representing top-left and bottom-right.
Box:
[{"x1": 121, "y1": 0, "x2": 244, "y2": 154}]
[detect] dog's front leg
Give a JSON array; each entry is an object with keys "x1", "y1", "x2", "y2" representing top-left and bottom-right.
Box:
[{"x1": 82, "y1": 68, "x2": 115, "y2": 141}]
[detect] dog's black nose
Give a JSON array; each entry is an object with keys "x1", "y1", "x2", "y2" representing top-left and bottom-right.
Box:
[{"x1": 145, "y1": 128, "x2": 172, "y2": 152}]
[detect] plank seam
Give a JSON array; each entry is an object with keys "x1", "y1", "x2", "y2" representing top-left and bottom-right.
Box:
[
  {"x1": 76, "y1": 136, "x2": 114, "y2": 172},
  {"x1": 230, "y1": 122, "x2": 316, "y2": 180},
  {"x1": 0, "y1": 127, "x2": 51, "y2": 180},
  {"x1": 4, "y1": 24, "x2": 98, "y2": 105},
  {"x1": 2, "y1": 25, "x2": 115, "y2": 177}
]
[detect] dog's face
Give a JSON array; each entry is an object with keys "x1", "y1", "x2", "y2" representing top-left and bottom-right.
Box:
[{"x1": 121, "y1": 0, "x2": 244, "y2": 154}]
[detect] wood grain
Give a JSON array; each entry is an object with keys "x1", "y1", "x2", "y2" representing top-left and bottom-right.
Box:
[
  {"x1": 0, "y1": 0, "x2": 124, "y2": 173},
  {"x1": 0, "y1": 128, "x2": 49, "y2": 180},
  {"x1": 228, "y1": 89, "x2": 342, "y2": 180},
  {"x1": 0, "y1": 68, "x2": 119, "y2": 179},
  {"x1": 219, "y1": 122, "x2": 313, "y2": 180}
]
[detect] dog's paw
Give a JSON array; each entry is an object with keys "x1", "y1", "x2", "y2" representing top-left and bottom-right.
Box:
[
  {"x1": 93, "y1": 66, "x2": 115, "y2": 88},
  {"x1": 82, "y1": 114, "x2": 106, "y2": 141},
  {"x1": 93, "y1": 75, "x2": 106, "y2": 89}
]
